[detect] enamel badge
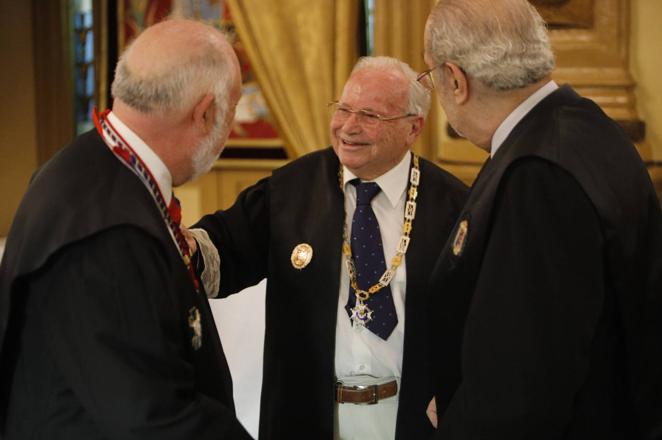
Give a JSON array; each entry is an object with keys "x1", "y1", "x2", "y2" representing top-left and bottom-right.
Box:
[
  {"x1": 290, "y1": 243, "x2": 313, "y2": 269},
  {"x1": 452, "y1": 219, "x2": 469, "y2": 256},
  {"x1": 350, "y1": 301, "x2": 374, "y2": 327},
  {"x1": 188, "y1": 307, "x2": 202, "y2": 350}
]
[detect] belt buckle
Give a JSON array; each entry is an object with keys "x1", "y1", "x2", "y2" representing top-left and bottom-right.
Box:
[
  {"x1": 355, "y1": 383, "x2": 378, "y2": 405},
  {"x1": 335, "y1": 381, "x2": 344, "y2": 403},
  {"x1": 335, "y1": 381, "x2": 380, "y2": 405}
]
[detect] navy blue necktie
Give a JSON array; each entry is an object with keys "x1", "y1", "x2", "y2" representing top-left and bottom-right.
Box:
[{"x1": 345, "y1": 180, "x2": 398, "y2": 340}]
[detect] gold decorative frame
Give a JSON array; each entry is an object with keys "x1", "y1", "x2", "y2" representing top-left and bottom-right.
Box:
[
  {"x1": 115, "y1": 0, "x2": 283, "y2": 150},
  {"x1": 436, "y1": 0, "x2": 648, "y2": 185}
]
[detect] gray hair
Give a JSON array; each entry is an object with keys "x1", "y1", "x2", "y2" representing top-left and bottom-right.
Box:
[
  {"x1": 426, "y1": 0, "x2": 555, "y2": 91},
  {"x1": 111, "y1": 36, "x2": 233, "y2": 116},
  {"x1": 351, "y1": 56, "x2": 431, "y2": 118}
]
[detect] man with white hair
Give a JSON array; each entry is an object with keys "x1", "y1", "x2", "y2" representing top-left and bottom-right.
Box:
[
  {"x1": 422, "y1": 0, "x2": 662, "y2": 438},
  {"x1": 0, "y1": 20, "x2": 251, "y2": 439},
  {"x1": 191, "y1": 56, "x2": 467, "y2": 439}
]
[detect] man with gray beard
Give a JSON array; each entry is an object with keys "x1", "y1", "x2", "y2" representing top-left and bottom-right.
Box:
[{"x1": 0, "y1": 19, "x2": 251, "y2": 439}]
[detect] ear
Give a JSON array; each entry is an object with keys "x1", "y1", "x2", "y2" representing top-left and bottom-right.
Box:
[
  {"x1": 443, "y1": 62, "x2": 469, "y2": 105},
  {"x1": 192, "y1": 93, "x2": 216, "y2": 133},
  {"x1": 405, "y1": 116, "x2": 425, "y2": 145}
]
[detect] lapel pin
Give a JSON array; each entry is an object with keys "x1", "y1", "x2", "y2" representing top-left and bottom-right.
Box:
[{"x1": 452, "y1": 219, "x2": 469, "y2": 257}]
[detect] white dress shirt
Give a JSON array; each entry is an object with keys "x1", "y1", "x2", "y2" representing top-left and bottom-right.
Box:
[
  {"x1": 107, "y1": 111, "x2": 173, "y2": 206},
  {"x1": 491, "y1": 80, "x2": 559, "y2": 157},
  {"x1": 333, "y1": 152, "x2": 411, "y2": 439},
  {"x1": 335, "y1": 151, "x2": 411, "y2": 380}
]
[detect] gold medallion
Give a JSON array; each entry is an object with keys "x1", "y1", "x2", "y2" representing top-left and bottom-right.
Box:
[
  {"x1": 452, "y1": 219, "x2": 469, "y2": 256},
  {"x1": 290, "y1": 243, "x2": 313, "y2": 269}
]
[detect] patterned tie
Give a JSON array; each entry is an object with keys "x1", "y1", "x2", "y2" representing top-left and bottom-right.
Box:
[
  {"x1": 345, "y1": 180, "x2": 398, "y2": 340},
  {"x1": 168, "y1": 195, "x2": 182, "y2": 226}
]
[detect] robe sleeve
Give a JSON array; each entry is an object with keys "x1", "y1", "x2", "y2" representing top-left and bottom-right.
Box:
[
  {"x1": 193, "y1": 177, "x2": 270, "y2": 297},
  {"x1": 32, "y1": 226, "x2": 251, "y2": 439}
]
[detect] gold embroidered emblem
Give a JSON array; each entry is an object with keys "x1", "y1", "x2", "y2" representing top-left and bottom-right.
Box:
[
  {"x1": 290, "y1": 243, "x2": 313, "y2": 269},
  {"x1": 452, "y1": 219, "x2": 469, "y2": 256}
]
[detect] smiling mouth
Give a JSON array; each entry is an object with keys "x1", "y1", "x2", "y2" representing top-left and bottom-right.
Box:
[{"x1": 341, "y1": 138, "x2": 370, "y2": 147}]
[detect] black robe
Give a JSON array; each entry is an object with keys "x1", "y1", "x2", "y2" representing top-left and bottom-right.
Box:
[
  {"x1": 429, "y1": 86, "x2": 662, "y2": 439},
  {"x1": 195, "y1": 147, "x2": 468, "y2": 439},
  {"x1": 0, "y1": 130, "x2": 250, "y2": 439}
]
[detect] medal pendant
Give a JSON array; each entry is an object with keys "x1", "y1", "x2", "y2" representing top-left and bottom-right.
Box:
[
  {"x1": 350, "y1": 301, "x2": 374, "y2": 327},
  {"x1": 188, "y1": 307, "x2": 202, "y2": 350}
]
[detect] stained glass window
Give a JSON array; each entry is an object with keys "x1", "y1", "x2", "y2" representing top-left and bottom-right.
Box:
[{"x1": 72, "y1": 0, "x2": 95, "y2": 134}]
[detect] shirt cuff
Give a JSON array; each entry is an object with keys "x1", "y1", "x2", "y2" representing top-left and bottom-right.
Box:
[{"x1": 189, "y1": 228, "x2": 220, "y2": 298}]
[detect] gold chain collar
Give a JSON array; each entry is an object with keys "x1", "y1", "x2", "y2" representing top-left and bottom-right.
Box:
[{"x1": 338, "y1": 153, "x2": 420, "y2": 302}]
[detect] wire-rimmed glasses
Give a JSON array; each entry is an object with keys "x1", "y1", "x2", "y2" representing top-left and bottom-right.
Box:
[
  {"x1": 416, "y1": 65, "x2": 442, "y2": 91},
  {"x1": 328, "y1": 101, "x2": 416, "y2": 127}
]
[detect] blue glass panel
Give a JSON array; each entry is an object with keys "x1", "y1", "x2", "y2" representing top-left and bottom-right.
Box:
[{"x1": 72, "y1": 1, "x2": 94, "y2": 135}]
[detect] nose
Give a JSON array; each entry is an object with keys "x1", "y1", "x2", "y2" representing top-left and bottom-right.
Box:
[{"x1": 341, "y1": 112, "x2": 363, "y2": 134}]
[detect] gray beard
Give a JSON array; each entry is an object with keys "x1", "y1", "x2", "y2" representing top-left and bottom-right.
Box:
[{"x1": 190, "y1": 116, "x2": 225, "y2": 181}]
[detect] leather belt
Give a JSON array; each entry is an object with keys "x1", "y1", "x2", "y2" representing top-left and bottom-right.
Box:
[{"x1": 335, "y1": 380, "x2": 398, "y2": 405}]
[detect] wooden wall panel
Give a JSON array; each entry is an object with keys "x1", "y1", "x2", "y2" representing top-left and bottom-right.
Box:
[
  {"x1": 178, "y1": 159, "x2": 287, "y2": 225},
  {"x1": 435, "y1": 0, "x2": 661, "y2": 200}
]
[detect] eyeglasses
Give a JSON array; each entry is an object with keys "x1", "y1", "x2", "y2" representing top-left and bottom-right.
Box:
[
  {"x1": 328, "y1": 101, "x2": 416, "y2": 126},
  {"x1": 416, "y1": 65, "x2": 442, "y2": 91}
]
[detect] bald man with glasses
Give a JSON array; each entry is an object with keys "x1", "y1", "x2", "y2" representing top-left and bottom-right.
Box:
[{"x1": 188, "y1": 56, "x2": 467, "y2": 439}]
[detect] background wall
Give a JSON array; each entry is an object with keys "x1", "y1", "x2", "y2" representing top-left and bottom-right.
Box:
[
  {"x1": 631, "y1": 0, "x2": 662, "y2": 161},
  {"x1": 0, "y1": 0, "x2": 38, "y2": 236},
  {"x1": 0, "y1": 1, "x2": 660, "y2": 235}
]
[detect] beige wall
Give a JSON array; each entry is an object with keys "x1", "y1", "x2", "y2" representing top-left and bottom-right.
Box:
[
  {"x1": 631, "y1": 0, "x2": 662, "y2": 161},
  {"x1": 0, "y1": 1, "x2": 38, "y2": 236}
]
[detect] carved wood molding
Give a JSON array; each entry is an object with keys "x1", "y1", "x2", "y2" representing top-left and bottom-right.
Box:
[
  {"x1": 549, "y1": 0, "x2": 641, "y2": 125},
  {"x1": 533, "y1": 0, "x2": 595, "y2": 29},
  {"x1": 436, "y1": 0, "x2": 652, "y2": 173}
]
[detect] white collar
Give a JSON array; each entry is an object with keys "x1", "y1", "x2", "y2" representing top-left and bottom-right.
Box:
[
  {"x1": 107, "y1": 111, "x2": 173, "y2": 205},
  {"x1": 343, "y1": 152, "x2": 412, "y2": 208},
  {"x1": 491, "y1": 80, "x2": 559, "y2": 157}
]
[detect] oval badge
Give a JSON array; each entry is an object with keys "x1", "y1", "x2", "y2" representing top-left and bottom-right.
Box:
[{"x1": 291, "y1": 243, "x2": 313, "y2": 269}]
